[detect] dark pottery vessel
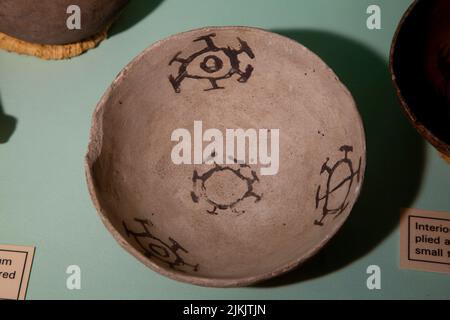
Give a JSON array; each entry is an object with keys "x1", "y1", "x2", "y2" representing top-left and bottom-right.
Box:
[
  {"x1": 390, "y1": 0, "x2": 450, "y2": 157},
  {"x1": 0, "y1": 0, "x2": 129, "y2": 45}
]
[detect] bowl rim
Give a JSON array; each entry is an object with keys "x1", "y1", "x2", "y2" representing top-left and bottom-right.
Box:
[
  {"x1": 85, "y1": 25, "x2": 367, "y2": 287},
  {"x1": 389, "y1": 0, "x2": 450, "y2": 157}
]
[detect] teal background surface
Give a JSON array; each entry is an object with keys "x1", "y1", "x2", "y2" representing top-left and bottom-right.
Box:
[{"x1": 0, "y1": 0, "x2": 449, "y2": 299}]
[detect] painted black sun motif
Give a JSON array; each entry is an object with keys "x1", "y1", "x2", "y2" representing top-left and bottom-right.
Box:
[
  {"x1": 315, "y1": 145, "x2": 362, "y2": 226},
  {"x1": 168, "y1": 33, "x2": 255, "y2": 92},
  {"x1": 191, "y1": 158, "x2": 262, "y2": 215},
  {"x1": 122, "y1": 218, "x2": 198, "y2": 272}
]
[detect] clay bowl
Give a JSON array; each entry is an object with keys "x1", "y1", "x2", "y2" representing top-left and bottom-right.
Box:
[
  {"x1": 86, "y1": 26, "x2": 366, "y2": 287},
  {"x1": 0, "y1": 0, "x2": 129, "y2": 45},
  {"x1": 390, "y1": 0, "x2": 450, "y2": 157}
]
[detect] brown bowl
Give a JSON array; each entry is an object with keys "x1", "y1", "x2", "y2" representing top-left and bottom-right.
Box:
[
  {"x1": 390, "y1": 0, "x2": 450, "y2": 157},
  {"x1": 0, "y1": 0, "x2": 129, "y2": 45},
  {"x1": 85, "y1": 26, "x2": 366, "y2": 287}
]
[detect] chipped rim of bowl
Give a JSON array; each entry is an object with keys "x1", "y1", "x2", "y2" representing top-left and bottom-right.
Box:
[
  {"x1": 85, "y1": 26, "x2": 367, "y2": 287},
  {"x1": 389, "y1": 0, "x2": 450, "y2": 157}
]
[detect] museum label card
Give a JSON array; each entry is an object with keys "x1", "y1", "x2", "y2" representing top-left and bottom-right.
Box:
[
  {"x1": 0, "y1": 244, "x2": 35, "y2": 300},
  {"x1": 400, "y1": 208, "x2": 450, "y2": 274}
]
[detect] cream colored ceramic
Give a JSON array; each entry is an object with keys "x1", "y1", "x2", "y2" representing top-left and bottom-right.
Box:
[{"x1": 86, "y1": 27, "x2": 366, "y2": 287}]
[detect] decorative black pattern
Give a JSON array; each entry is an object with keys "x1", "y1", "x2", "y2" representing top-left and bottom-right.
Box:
[
  {"x1": 169, "y1": 33, "x2": 255, "y2": 92},
  {"x1": 123, "y1": 218, "x2": 199, "y2": 272},
  {"x1": 191, "y1": 158, "x2": 262, "y2": 215},
  {"x1": 315, "y1": 145, "x2": 362, "y2": 226}
]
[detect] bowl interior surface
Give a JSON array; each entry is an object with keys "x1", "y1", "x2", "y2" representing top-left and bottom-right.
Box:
[
  {"x1": 87, "y1": 27, "x2": 366, "y2": 285},
  {"x1": 391, "y1": 0, "x2": 450, "y2": 155}
]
